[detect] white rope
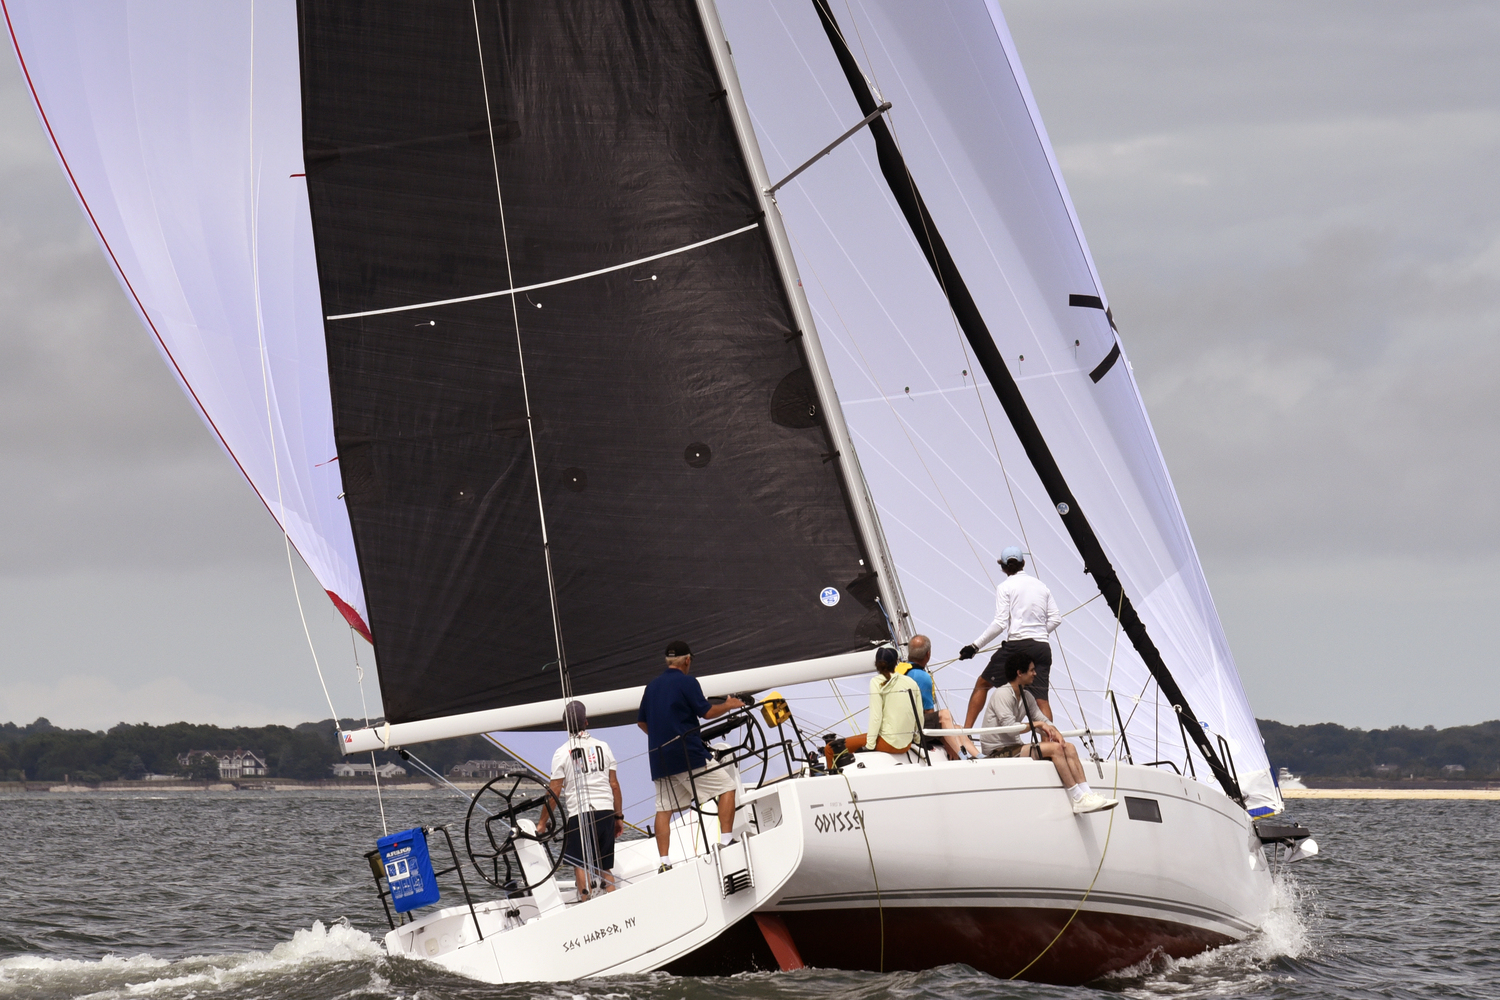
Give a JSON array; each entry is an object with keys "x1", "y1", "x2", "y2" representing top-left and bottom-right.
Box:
[
  {"x1": 470, "y1": 2, "x2": 570, "y2": 699},
  {"x1": 247, "y1": 2, "x2": 339, "y2": 728},
  {"x1": 325, "y1": 223, "x2": 758, "y2": 321}
]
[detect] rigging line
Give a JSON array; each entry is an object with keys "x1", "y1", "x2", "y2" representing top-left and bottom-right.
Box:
[
  {"x1": 1060, "y1": 592, "x2": 1102, "y2": 618},
  {"x1": 470, "y1": 3, "x2": 570, "y2": 702},
  {"x1": 838, "y1": 770, "x2": 884, "y2": 973},
  {"x1": 482, "y1": 733, "x2": 652, "y2": 839},
  {"x1": 324, "y1": 223, "x2": 757, "y2": 321},
  {"x1": 812, "y1": 3, "x2": 1134, "y2": 768},
  {"x1": 1113, "y1": 672, "x2": 1155, "y2": 762},
  {"x1": 823, "y1": 1, "x2": 1038, "y2": 585},
  {"x1": 349, "y1": 626, "x2": 387, "y2": 834},
  {"x1": 1007, "y1": 755, "x2": 1120, "y2": 980},
  {"x1": 787, "y1": 225, "x2": 993, "y2": 590},
  {"x1": 404, "y1": 749, "x2": 491, "y2": 810},
  {"x1": 816, "y1": 0, "x2": 1037, "y2": 606},
  {"x1": 246, "y1": 1, "x2": 338, "y2": 728}
]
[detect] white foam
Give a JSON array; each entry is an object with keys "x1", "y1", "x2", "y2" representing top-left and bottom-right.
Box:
[
  {"x1": 1104, "y1": 871, "x2": 1314, "y2": 996},
  {"x1": 0, "y1": 920, "x2": 386, "y2": 999}
]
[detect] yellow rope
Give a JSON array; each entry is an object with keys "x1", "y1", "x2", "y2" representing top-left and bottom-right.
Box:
[
  {"x1": 1008, "y1": 755, "x2": 1120, "y2": 980},
  {"x1": 838, "y1": 769, "x2": 884, "y2": 973}
]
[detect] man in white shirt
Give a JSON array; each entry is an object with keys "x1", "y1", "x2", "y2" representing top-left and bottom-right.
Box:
[
  {"x1": 537, "y1": 701, "x2": 623, "y2": 900},
  {"x1": 959, "y1": 546, "x2": 1063, "y2": 729}
]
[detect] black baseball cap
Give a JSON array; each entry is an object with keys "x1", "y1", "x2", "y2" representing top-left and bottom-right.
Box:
[{"x1": 665, "y1": 640, "x2": 692, "y2": 657}]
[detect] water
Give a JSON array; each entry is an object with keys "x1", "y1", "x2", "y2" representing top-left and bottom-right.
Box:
[{"x1": 1, "y1": 792, "x2": 1495, "y2": 999}]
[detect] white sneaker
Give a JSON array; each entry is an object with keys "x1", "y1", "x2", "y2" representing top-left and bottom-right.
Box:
[{"x1": 1074, "y1": 793, "x2": 1118, "y2": 814}]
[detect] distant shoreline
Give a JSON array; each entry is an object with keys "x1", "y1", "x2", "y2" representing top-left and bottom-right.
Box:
[
  {"x1": 1283, "y1": 788, "x2": 1500, "y2": 800},
  {"x1": 0, "y1": 779, "x2": 487, "y2": 794}
]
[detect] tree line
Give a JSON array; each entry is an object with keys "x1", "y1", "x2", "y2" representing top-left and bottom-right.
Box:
[
  {"x1": 1260, "y1": 718, "x2": 1500, "y2": 779},
  {"x1": 0, "y1": 718, "x2": 508, "y2": 783}
]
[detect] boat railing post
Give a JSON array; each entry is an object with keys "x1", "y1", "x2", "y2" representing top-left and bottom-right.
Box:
[
  {"x1": 1216, "y1": 734, "x2": 1240, "y2": 791},
  {"x1": 1109, "y1": 690, "x2": 1134, "y2": 764},
  {"x1": 431, "y1": 824, "x2": 484, "y2": 942},
  {"x1": 364, "y1": 848, "x2": 396, "y2": 930},
  {"x1": 1176, "y1": 707, "x2": 1198, "y2": 778},
  {"x1": 906, "y1": 689, "x2": 931, "y2": 765}
]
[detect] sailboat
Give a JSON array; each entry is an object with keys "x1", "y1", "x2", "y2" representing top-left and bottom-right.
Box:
[{"x1": 6, "y1": 0, "x2": 1310, "y2": 986}]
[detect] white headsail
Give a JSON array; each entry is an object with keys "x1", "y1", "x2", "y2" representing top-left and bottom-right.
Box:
[
  {"x1": 714, "y1": 0, "x2": 1278, "y2": 815},
  {"x1": 4, "y1": 1, "x2": 369, "y2": 635}
]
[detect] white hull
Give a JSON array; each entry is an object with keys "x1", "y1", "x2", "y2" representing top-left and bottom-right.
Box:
[
  {"x1": 694, "y1": 756, "x2": 1273, "y2": 984},
  {"x1": 382, "y1": 798, "x2": 802, "y2": 983}
]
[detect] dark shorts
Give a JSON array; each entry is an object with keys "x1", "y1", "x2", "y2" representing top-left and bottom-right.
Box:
[
  {"x1": 982, "y1": 638, "x2": 1053, "y2": 699},
  {"x1": 562, "y1": 810, "x2": 616, "y2": 870},
  {"x1": 986, "y1": 743, "x2": 1035, "y2": 759}
]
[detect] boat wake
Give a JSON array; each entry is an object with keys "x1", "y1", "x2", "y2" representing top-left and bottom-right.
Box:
[
  {"x1": 0, "y1": 920, "x2": 387, "y2": 1000},
  {"x1": 1101, "y1": 871, "x2": 1315, "y2": 996}
]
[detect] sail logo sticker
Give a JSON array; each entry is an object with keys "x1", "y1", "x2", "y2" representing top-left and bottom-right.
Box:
[{"x1": 819, "y1": 587, "x2": 840, "y2": 607}]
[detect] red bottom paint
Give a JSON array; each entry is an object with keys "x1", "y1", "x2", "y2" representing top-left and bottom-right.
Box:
[{"x1": 667, "y1": 906, "x2": 1231, "y2": 984}]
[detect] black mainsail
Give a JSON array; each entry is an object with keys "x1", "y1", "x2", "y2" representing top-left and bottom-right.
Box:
[{"x1": 298, "y1": 1, "x2": 891, "y2": 725}]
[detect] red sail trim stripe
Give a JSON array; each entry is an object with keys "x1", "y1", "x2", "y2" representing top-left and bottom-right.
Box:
[
  {"x1": 327, "y1": 590, "x2": 374, "y2": 643},
  {"x1": 2, "y1": 1, "x2": 366, "y2": 638}
]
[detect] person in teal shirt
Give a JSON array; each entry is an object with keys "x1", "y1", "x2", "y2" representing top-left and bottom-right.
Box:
[{"x1": 897, "y1": 634, "x2": 978, "y2": 760}]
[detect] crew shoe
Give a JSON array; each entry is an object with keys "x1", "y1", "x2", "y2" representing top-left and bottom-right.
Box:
[{"x1": 1074, "y1": 793, "x2": 1119, "y2": 814}]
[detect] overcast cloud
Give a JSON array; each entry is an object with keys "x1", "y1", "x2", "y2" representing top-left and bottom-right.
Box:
[{"x1": 1, "y1": 1, "x2": 1496, "y2": 731}]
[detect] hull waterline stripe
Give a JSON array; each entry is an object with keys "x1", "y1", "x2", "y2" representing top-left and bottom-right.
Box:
[
  {"x1": 325, "y1": 222, "x2": 760, "y2": 320},
  {"x1": 776, "y1": 886, "x2": 1256, "y2": 933}
]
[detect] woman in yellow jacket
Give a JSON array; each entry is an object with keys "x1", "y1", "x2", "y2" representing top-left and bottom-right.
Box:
[{"x1": 828, "y1": 647, "x2": 924, "y2": 765}]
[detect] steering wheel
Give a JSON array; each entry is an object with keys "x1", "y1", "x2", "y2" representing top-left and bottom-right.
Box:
[{"x1": 464, "y1": 773, "x2": 566, "y2": 891}]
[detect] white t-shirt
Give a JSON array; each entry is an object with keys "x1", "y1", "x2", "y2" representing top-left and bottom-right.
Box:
[
  {"x1": 972, "y1": 571, "x2": 1062, "y2": 647},
  {"x1": 549, "y1": 733, "x2": 617, "y2": 815}
]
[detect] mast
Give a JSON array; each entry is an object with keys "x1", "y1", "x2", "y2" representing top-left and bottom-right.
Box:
[
  {"x1": 695, "y1": 0, "x2": 911, "y2": 646},
  {"x1": 807, "y1": 0, "x2": 1243, "y2": 804}
]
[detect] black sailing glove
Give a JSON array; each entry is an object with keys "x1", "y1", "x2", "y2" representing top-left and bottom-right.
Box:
[{"x1": 959, "y1": 644, "x2": 978, "y2": 660}]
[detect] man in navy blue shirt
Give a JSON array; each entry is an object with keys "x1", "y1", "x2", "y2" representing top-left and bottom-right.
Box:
[{"x1": 637, "y1": 640, "x2": 744, "y2": 870}]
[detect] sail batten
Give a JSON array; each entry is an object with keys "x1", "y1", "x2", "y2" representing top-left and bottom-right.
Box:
[{"x1": 324, "y1": 222, "x2": 761, "y2": 321}]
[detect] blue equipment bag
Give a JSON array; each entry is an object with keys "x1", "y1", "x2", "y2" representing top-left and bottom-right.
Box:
[{"x1": 376, "y1": 827, "x2": 440, "y2": 913}]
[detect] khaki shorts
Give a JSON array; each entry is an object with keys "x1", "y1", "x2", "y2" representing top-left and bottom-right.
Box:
[
  {"x1": 653, "y1": 763, "x2": 737, "y2": 813},
  {"x1": 985, "y1": 743, "x2": 1035, "y2": 759}
]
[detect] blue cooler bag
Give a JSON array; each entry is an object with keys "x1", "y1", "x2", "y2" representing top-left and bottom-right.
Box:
[{"x1": 377, "y1": 827, "x2": 440, "y2": 912}]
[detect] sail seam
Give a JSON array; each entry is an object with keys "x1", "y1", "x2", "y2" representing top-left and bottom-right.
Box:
[{"x1": 324, "y1": 223, "x2": 759, "y2": 321}]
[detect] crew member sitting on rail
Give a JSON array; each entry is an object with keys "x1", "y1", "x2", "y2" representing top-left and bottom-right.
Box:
[
  {"x1": 826, "y1": 646, "x2": 923, "y2": 769},
  {"x1": 537, "y1": 701, "x2": 622, "y2": 900},
  {"x1": 896, "y1": 634, "x2": 978, "y2": 760},
  {"x1": 981, "y1": 657, "x2": 1118, "y2": 815}
]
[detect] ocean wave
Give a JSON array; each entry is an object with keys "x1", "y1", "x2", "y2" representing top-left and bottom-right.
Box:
[
  {"x1": 0, "y1": 920, "x2": 385, "y2": 1000},
  {"x1": 1101, "y1": 870, "x2": 1314, "y2": 996}
]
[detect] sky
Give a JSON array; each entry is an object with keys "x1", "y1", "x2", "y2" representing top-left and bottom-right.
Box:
[{"x1": 0, "y1": 1, "x2": 1496, "y2": 733}]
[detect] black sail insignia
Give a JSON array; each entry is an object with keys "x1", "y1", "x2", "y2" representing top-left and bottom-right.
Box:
[{"x1": 297, "y1": 1, "x2": 879, "y2": 724}]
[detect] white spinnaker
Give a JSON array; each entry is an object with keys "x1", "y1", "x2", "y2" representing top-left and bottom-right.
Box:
[
  {"x1": 4, "y1": 1, "x2": 367, "y2": 635},
  {"x1": 715, "y1": 0, "x2": 1278, "y2": 815}
]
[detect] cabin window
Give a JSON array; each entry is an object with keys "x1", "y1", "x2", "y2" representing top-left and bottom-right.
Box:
[{"x1": 1125, "y1": 797, "x2": 1162, "y2": 823}]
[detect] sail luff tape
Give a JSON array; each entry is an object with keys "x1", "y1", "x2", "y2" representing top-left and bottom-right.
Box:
[{"x1": 325, "y1": 223, "x2": 759, "y2": 321}]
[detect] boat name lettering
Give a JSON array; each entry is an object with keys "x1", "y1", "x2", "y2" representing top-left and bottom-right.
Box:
[
  {"x1": 812, "y1": 809, "x2": 864, "y2": 834},
  {"x1": 561, "y1": 917, "x2": 636, "y2": 953}
]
